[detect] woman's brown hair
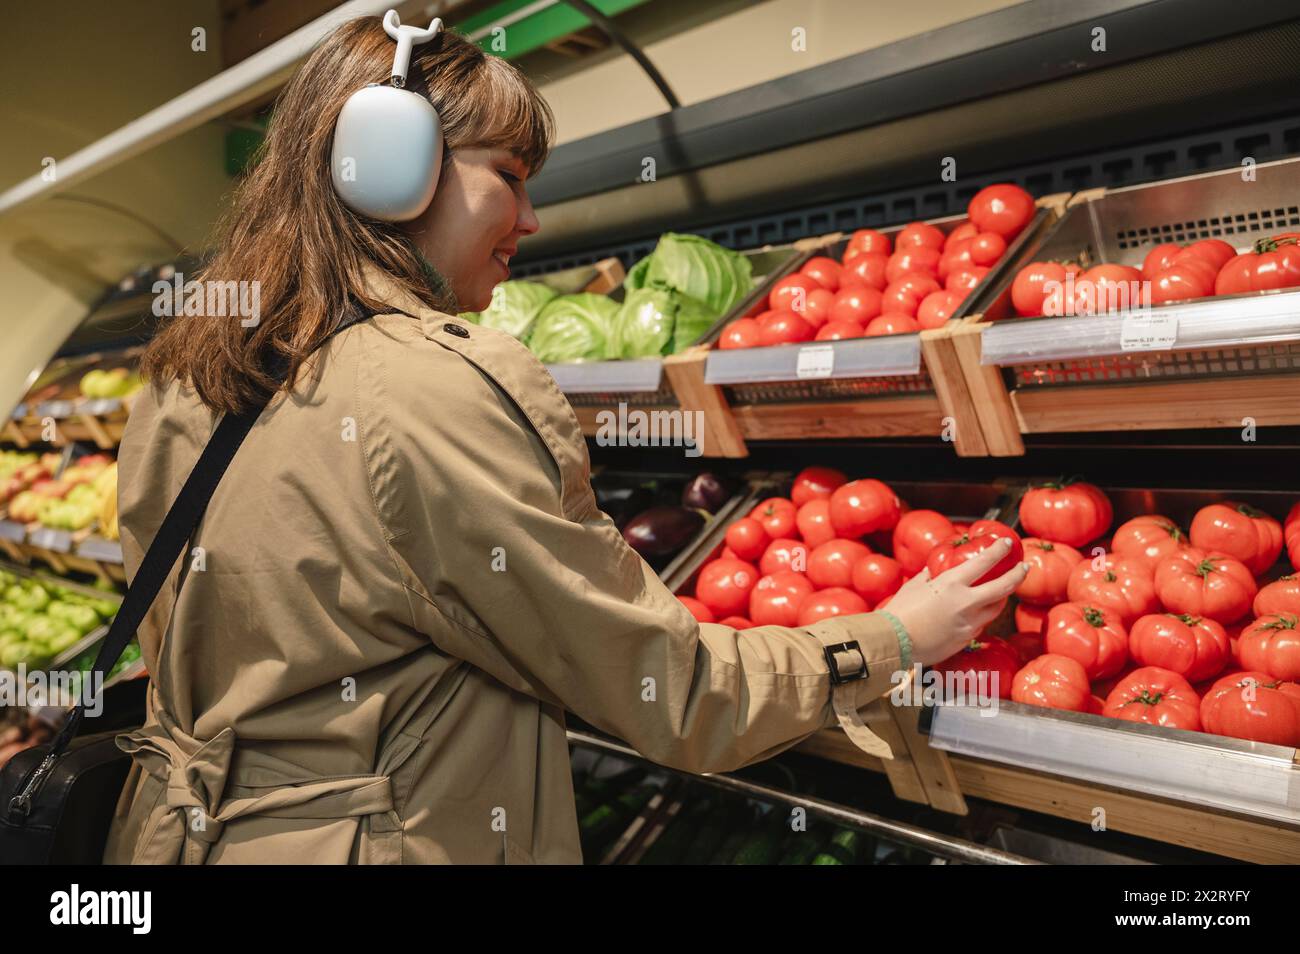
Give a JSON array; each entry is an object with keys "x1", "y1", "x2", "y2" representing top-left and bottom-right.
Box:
[{"x1": 142, "y1": 17, "x2": 554, "y2": 414}]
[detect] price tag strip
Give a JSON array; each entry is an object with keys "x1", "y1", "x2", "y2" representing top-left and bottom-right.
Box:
[
  {"x1": 795, "y1": 344, "x2": 836, "y2": 379},
  {"x1": 1120, "y1": 312, "x2": 1180, "y2": 352}
]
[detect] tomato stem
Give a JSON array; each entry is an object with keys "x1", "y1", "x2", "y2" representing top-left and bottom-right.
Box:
[{"x1": 1082, "y1": 606, "x2": 1106, "y2": 627}]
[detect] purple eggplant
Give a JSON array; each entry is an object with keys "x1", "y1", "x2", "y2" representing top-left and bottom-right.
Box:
[
  {"x1": 622, "y1": 506, "x2": 705, "y2": 558},
  {"x1": 681, "y1": 473, "x2": 732, "y2": 514}
]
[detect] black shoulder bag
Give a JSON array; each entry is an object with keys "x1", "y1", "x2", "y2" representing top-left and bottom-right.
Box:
[{"x1": 0, "y1": 306, "x2": 383, "y2": 864}]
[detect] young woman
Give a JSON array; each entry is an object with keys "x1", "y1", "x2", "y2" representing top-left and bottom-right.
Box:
[{"x1": 103, "y1": 17, "x2": 1025, "y2": 864}]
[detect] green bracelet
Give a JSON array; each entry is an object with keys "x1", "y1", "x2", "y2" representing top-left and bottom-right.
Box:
[{"x1": 877, "y1": 610, "x2": 913, "y2": 674}]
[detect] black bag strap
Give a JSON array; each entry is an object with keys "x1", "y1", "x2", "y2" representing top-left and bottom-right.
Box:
[{"x1": 50, "y1": 303, "x2": 393, "y2": 753}]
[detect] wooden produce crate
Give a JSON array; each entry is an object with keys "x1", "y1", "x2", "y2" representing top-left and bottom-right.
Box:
[
  {"x1": 699, "y1": 196, "x2": 1069, "y2": 458},
  {"x1": 953, "y1": 158, "x2": 1300, "y2": 456},
  {"x1": 6, "y1": 349, "x2": 143, "y2": 450},
  {"x1": 547, "y1": 248, "x2": 803, "y2": 459}
]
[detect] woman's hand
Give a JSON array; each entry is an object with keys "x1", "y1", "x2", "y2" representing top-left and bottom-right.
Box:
[{"x1": 883, "y1": 537, "x2": 1028, "y2": 667}]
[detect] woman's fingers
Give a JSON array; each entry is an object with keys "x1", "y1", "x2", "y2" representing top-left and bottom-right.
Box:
[
  {"x1": 968, "y1": 560, "x2": 1030, "y2": 605},
  {"x1": 944, "y1": 537, "x2": 1016, "y2": 587}
]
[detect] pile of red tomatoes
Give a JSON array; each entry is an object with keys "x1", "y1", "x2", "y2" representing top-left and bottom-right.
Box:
[
  {"x1": 1010, "y1": 232, "x2": 1300, "y2": 317},
  {"x1": 718, "y1": 184, "x2": 1036, "y2": 348},
  {"x1": 677, "y1": 470, "x2": 1300, "y2": 748}
]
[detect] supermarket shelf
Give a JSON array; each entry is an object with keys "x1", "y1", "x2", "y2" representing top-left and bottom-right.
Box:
[
  {"x1": 547, "y1": 358, "x2": 663, "y2": 394},
  {"x1": 924, "y1": 701, "x2": 1300, "y2": 825},
  {"x1": 981, "y1": 292, "x2": 1300, "y2": 366},
  {"x1": 566, "y1": 729, "x2": 1037, "y2": 865},
  {"x1": 705, "y1": 335, "x2": 920, "y2": 385}
]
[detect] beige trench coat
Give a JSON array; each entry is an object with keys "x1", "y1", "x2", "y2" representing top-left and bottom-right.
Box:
[{"x1": 101, "y1": 264, "x2": 910, "y2": 864}]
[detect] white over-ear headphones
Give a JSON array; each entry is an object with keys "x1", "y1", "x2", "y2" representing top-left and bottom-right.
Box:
[{"x1": 331, "y1": 11, "x2": 445, "y2": 222}]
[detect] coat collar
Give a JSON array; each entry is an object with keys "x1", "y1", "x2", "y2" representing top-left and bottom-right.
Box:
[{"x1": 357, "y1": 261, "x2": 469, "y2": 342}]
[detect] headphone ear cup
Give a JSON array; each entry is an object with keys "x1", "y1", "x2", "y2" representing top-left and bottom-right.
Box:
[{"x1": 331, "y1": 85, "x2": 443, "y2": 222}]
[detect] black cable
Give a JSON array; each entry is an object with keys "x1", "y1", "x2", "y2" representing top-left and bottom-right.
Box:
[{"x1": 559, "y1": 0, "x2": 680, "y2": 109}]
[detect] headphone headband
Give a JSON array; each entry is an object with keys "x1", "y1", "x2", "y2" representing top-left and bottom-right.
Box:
[{"x1": 382, "y1": 11, "x2": 443, "y2": 88}]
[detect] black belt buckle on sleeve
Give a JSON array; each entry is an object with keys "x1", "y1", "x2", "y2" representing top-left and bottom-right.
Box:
[{"x1": 823, "y1": 641, "x2": 868, "y2": 685}]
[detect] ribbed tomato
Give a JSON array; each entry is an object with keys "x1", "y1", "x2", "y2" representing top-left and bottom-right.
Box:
[
  {"x1": 807, "y1": 539, "x2": 873, "y2": 590},
  {"x1": 1200, "y1": 671, "x2": 1300, "y2": 745},
  {"x1": 1006, "y1": 630, "x2": 1045, "y2": 665},
  {"x1": 1015, "y1": 601, "x2": 1048, "y2": 634},
  {"x1": 1102, "y1": 667, "x2": 1201, "y2": 731},
  {"x1": 749, "y1": 571, "x2": 816, "y2": 627},
  {"x1": 1111, "y1": 514, "x2": 1189, "y2": 574},
  {"x1": 695, "y1": 558, "x2": 760, "y2": 617},
  {"x1": 849, "y1": 553, "x2": 904, "y2": 606},
  {"x1": 932, "y1": 636, "x2": 1020, "y2": 699},
  {"x1": 1141, "y1": 242, "x2": 1183, "y2": 279},
  {"x1": 1176, "y1": 239, "x2": 1237, "y2": 271},
  {"x1": 1019, "y1": 480, "x2": 1113, "y2": 547},
  {"x1": 1285, "y1": 501, "x2": 1300, "y2": 570},
  {"x1": 1189, "y1": 501, "x2": 1283, "y2": 576},
  {"x1": 1214, "y1": 234, "x2": 1300, "y2": 295},
  {"x1": 828, "y1": 479, "x2": 901, "y2": 538},
  {"x1": 723, "y1": 516, "x2": 768, "y2": 562},
  {"x1": 794, "y1": 500, "x2": 836, "y2": 548},
  {"x1": 1016, "y1": 538, "x2": 1084, "y2": 605},
  {"x1": 796, "y1": 587, "x2": 868, "y2": 626},
  {"x1": 1254, "y1": 574, "x2": 1300, "y2": 617},
  {"x1": 926, "y1": 520, "x2": 1022, "y2": 586},
  {"x1": 1128, "y1": 613, "x2": 1230, "y2": 683},
  {"x1": 1044, "y1": 602, "x2": 1129, "y2": 680},
  {"x1": 791, "y1": 466, "x2": 847, "y2": 506},
  {"x1": 1065, "y1": 553, "x2": 1159, "y2": 625},
  {"x1": 1011, "y1": 653, "x2": 1092, "y2": 712},
  {"x1": 1237, "y1": 613, "x2": 1300, "y2": 681},
  {"x1": 1154, "y1": 548, "x2": 1257, "y2": 624},
  {"x1": 892, "y1": 509, "x2": 956, "y2": 575}
]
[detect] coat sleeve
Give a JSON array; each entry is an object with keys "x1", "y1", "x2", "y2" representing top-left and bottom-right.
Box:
[{"x1": 367, "y1": 322, "x2": 910, "y2": 774}]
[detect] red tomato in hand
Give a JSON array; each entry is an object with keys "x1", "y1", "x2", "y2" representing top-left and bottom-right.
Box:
[
  {"x1": 695, "y1": 558, "x2": 760, "y2": 617},
  {"x1": 1189, "y1": 501, "x2": 1283, "y2": 576},
  {"x1": 796, "y1": 587, "x2": 868, "y2": 626},
  {"x1": 807, "y1": 539, "x2": 873, "y2": 590},
  {"x1": 1012, "y1": 653, "x2": 1092, "y2": 712},
  {"x1": 933, "y1": 635, "x2": 1020, "y2": 699},
  {"x1": 1044, "y1": 602, "x2": 1128, "y2": 680},
  {"x1": 815, "y1": 320, "x2": 864, "y2": 341},
  {"x1": 718, "y1": 318, "x2": 760, "y2": 349},
  {"x1": 1214, "y1": 235, "x2": 1300, "y2": 295},
  {"x1": 1200, "y1": 670, "x2": 1300, "y2": 745},
  {"x1": 927, "y1": 519, "x2": 1023, "y2": 586},
  {"x1": 724, "y1": 516, "x2": 768, "y2": 562},
  {"x1": 1141, "y1": 242, "x2": 1183, "y2": 278},
  {"x1": 800, "y1": 256, "x2": 843, "y2": 291},
  {"x1": 829, "y1": 285, "x2": 883, "y2": 324},
  {"x1": 841, "y1": 253, "x2": 889, "y2": 290},
  {"x1": 1011, "y1": 262, "x2": 1067, "y2": 317},
  {"x1": 1129, "y1": 613, "x2": 1230, "y2": 683},
  {"x1": 1066, "y1": 553, "x2": 1159, "y2": 625},
  {"x1": 1015, "y1": 602, "x2": 1048, "y2": 634},
  {"x1": 1111, "y1": 515, "x2": 1189, "y2": 574},
  {"x1": 1019, "y1": 480, "x2": 1112, "y2": 548},
  {"x1": 757, "y1": 310, "x2": 815, "y2": 346},
  {"x1": 1154, "y1": 548, "x2": 1257, "y2": 624},
  {"x1": 1237, "y1": 613, "x2": 1300, "y2": 681},
  {"x1": 795, "y1": 499, "x2": 836, "y2": 548},
  {"x1": 947, "y1": 266, "x2": 990, "y2": 293},
  {"x1": 1006, "y1": 630, "x2": 1045, "y2": 665},
  {"x1": 829, "y1": 479, "x2": 901, "y2": 538},
  {"x1": 759, "y1": 538, "x2": 810, "y2": 577},
  {"x1": 916, "y1": 289, "x2": 965, "y2": 330},
  {"x1": 845, "y1": 229, "x2": 891, "y2": 259},
  {"x1": 1016, "y1": 537, "x2": 1084, "y2": 605},
  {"x1": 678, "y1": 596, "x2": 715, "y2": 623},
  {"x1": 892, "y1": 510, "x2": 956, "y2": 576},
  {"x1": 1254, "y1": 574, "x2": 1300, "y2": 617},
  {"x1": 791, "y1": 466, "x2": 847, "y2": 506},
  {"x1": 850, "y1": 553, "x2": 904, "y2": 605},
  {"x1": 885, "y1": 247, "x2": 941, "y2": 283},
  {"x1": 1102, "y1": 666, "x2": 1201, "y2": 731},
  {"x1": 968, "y1": 184, "x2": 1035, "y2": 240},
  {"x1": 865, "y1": 313, "x2": 921, "y2": 336},
  {"x1": 749, "y1": 571, "x2": 816, "y2": 627},
  {"x1": 750, "y1": 497, "x2": 797, "y2": 538},
  {"x1": 895, "y1": 221, "x2": 946, "y2": 251},
  {"x1": 768, "y1": 274, "x2": 821, "y2": 313}
]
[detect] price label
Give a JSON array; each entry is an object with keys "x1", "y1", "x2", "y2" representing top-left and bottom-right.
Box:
[
  {"x1": 79, "y1": 398, "x2": 120, "y2": 416},
  {"x1": 795, "y1": 344, "x2": 836, "y2": 379},
  {"x1": 0, "y1": 520, "x2": 25, "y2": 542},
  {"x1": 11, "y1": 404, "x2": 27, "y2": 420},
  {"x1": 29, "y1": 528, "x2": 72, "y2": 552},
  {"x1": 1120, "y1": 313, "x2": 1179, "y2": 352},
  {"x1": 37, "y1": 400, "x2": 75, "y2": 419}
]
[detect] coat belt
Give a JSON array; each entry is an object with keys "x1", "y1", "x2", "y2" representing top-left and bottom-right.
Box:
[{"x1": 117, "y1": 723, "x2": 400, "y2": 864}]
